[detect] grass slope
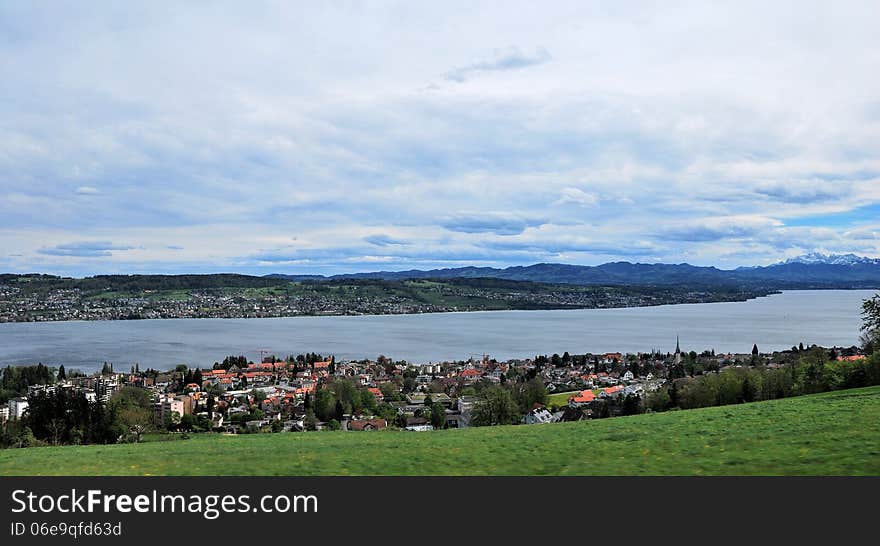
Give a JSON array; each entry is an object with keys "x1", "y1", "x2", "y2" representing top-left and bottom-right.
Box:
[
  {"x1": 2, "y1": 387, "x2": 879, "y2": 476},
  {"x1": 547, "y1": 390, "x2": 581, "y2": 408}
]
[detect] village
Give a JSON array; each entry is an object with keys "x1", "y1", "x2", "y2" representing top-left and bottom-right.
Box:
[
  {"x1": 0, "y1": 274, "x2": 771, "y2": 323},
  {"x1": 5, "y1": 339, "x2": 863, "y2": 439}
]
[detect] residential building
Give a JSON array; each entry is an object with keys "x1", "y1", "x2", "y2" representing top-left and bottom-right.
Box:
[{"x1": 8, "y1": 397, "x2": 29, "y2": 419}]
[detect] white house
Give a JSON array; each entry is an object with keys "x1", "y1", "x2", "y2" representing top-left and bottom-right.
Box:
[
  {"x1": 8, "y1": 397, "x2": 29, "y2": 419},
  {"x1": 523, "y1": 407, "x2": 555, "y2": 424},
  {"x1": 404, "y1": 424, "x2": 433, "y2": 432}
]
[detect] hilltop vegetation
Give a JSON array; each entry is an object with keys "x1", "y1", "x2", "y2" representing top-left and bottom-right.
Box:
[{"x1": 2, "y1": 386, "x2": 878, "y2": 476}]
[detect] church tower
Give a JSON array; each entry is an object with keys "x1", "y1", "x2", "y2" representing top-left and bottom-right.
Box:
[{"x1": 674, "y1": 335, "x2": 682, "y2": 365}]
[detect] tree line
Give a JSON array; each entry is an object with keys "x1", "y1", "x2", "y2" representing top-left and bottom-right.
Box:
[
  {"x1": 647, "y1": 348, "x2": 880, "y2": 413},
  {"x1": 1, "y1": 364, "x2": 54, "y2": 406},
  {"x1": 0, "y1": 385, "x2": 155, "y2": 449}
]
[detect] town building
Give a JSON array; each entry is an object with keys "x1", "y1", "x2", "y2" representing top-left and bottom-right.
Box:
[{"x1": 8, "y1": 397, "x2": 29, "y2": 419}]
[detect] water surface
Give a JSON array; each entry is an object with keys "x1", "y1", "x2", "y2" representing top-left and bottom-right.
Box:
[{"x1": 0, "y1": 290, "x2": 873, "y2": 373}]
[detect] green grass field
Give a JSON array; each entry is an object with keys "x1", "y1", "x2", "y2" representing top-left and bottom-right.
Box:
[
  {"x1": 2, "y1": 387, "x2": 879, "y2": 476},
  {"x1": 547, "y1": 390, "x2": 580, "y2": 408}
]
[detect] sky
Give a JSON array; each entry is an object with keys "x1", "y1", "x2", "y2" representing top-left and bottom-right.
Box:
[{"x1": 2, "y1": 1, "x2": 880, "y2": 277}]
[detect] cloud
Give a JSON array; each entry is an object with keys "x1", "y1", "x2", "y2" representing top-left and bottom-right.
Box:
[
  {"x1": 38, "y1": 241, "x2": 135, "y2": 257},
  {"x1": 660, "y1": 217, "x2": 782, "y2": 243},
  {"x1": 441, "y1": 213, "x2": 547, "y2": 236},
  {"x1": 250, "y1": 247, "x2": 366, "y2": 264},
  {"x1": 477, "y1": 239, "x2": 658, "y2": 257},
  {"x1": 444, "y1": 47, "x2": 551, "y2": 82},
  {"x1": 843, "y1": 228, "x2": 879, "y2": 241},
  {"x1": 553, "y1": 187, "x2": 599, "y2": 207},
  {"x1": 753, "y1": 181, "x2": 847, "y2": 203},
  {"x1": 3, "y1": 3, "x2": 880, "y2": 275},
  {"x1": 166, "y1": 245, "x2": 184, "y2": 250},
  {"x1": 363, "y1": 234, "x2": 408, "y2": 247}
]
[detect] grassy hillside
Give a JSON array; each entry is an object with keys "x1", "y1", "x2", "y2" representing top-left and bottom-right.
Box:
[
  {"x1": 547, "y1": 390, "x2": 583, "y2": 408},
  {"x1": 2, "y1": 386, "x2": 879, "y2": 475}
]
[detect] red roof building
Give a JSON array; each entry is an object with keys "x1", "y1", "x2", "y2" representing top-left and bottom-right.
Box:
[{"x1": 569, "y1": 390, "x2": 595, "y2": 404}]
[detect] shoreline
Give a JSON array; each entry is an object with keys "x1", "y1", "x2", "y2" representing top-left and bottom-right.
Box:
[{"x1": 0, "y1": 288, "x2": 787, "y2": 325}]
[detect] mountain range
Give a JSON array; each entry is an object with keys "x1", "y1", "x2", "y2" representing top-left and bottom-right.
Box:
[{"x1": 267, "y1": 253, "x2": 880, "y2": 289}]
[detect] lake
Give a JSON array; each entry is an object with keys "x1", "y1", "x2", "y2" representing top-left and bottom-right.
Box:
[{"x1": 0, "y1": 289, "x2": 874, "y2": 373}]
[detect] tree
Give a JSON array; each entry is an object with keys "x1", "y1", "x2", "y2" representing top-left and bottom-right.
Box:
[
  {"x1": 179, "y1": 413, "x2": 197, "y2": 432},
  {"x1": 402, "y1": 377, "x2": 417, "y2": 393},
  {"x1": 752, "y1": 344, "x2": 759, "y2": 356},
  {"x1": 304, "y1": 410, "x2": 318, "y2": 431},
  {"x1": 622, "y1": 394, "x2": 642, "y2": 416},
  {"x1": 429, "y1": 402, "x2": 446, "y2": 429},
  {"x1": 741, "y1": 374, "x2": 754, "y2": 403},
  {"x1": 375, "y1": 402, "x2": 397, "y2": 422},
  {"x1": 330, "y1": 380, "x2": 360, "y2": 413},
  {"x1": 57, "y1": 365, "x2": 66, "y2": 381},
  {"x1": 862, "y1": 293, "x2": 880, "y2": 354},
  {"x1": 646, "y1": 389, "x2": 670, "y2": 412},
  {"x1": 513, "y1": 378, "x2": 548, "y2": 413},
  {"x1": 109, "y1": 386, "x2": 152, "y2": 411},
  {"x1": 164, "y1": 411, "x2": 181, "y2": 430},
  {"x1": 118, "y1": 407, "x2": 152, "y2": 442},
  {"x1": 47, "y1": 418, "x2": 66, "y2": 446},
  {"x1": 314, "y1": 389, "x2": 336, "y2": 422},
  {"x1": 13, "y1": 425, "x2": 36, "y2": 448},
  {"x1": 360, "y1": 389, "x2": 377, "y2": 414},
  {"x1": 469, "y1": 386, "x2": 520, "y2": 426},
  {"x1": 379, "y1": 382, "x2": 401, "y2": 401}
]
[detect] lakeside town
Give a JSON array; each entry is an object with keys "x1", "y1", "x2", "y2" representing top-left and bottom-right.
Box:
[
  {"x1": 2, "y1": 337, "x2": 874, "y2": 447},
  {"x1": 0, "y1": 274, "x2": 773, "y2": 323}
]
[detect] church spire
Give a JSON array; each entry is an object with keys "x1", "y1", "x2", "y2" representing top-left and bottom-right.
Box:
[{"x1": 675, "y1": 335, "x2": 681, "y2": 354}]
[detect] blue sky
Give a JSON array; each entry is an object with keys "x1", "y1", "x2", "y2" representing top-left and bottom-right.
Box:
[{"x1": 1, "y1": 1, "x2": 879, "y2": 276}]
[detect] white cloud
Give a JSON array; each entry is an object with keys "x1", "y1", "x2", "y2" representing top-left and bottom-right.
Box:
[
  {"x1": 2, "y1": 1, "x2": 879, "y2": 274},
  {"x1": 443, "y1": 47, "x2": 551, "y2": 83},
  {"x1": 553, "y1": 187, "x2": 599, "y2": 207}
]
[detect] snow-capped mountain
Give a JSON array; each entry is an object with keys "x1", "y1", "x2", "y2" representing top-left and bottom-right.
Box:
[{"x1": 777, "y1": 253, "x2": 880, "y2": 266}]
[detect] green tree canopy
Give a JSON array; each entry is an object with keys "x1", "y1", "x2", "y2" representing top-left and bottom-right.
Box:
[
  {"x1": 470, "y1": 386, "x2": 521, "y2": 426},
  {"x1": 108, "y1": 386, "x2": 152, "y2": 411},
  {"x1": 862, "y1": 294, "x2": 880, "y2": 353}
]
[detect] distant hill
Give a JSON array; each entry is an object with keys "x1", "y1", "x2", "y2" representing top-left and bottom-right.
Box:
[
  {"x1": 775, "y1": 252, "x2": 880, "y2": 266},
  {"x1": 4, "y1": 254, "x2": 879, "y2": 290},
  {"x1": 268, "y1": 254, "x2": 880, "y2": 289}
]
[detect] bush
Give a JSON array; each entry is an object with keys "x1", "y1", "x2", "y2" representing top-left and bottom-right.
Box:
[{"x1": 326, "y1": 419, "x2": 341, "y2": 431}]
